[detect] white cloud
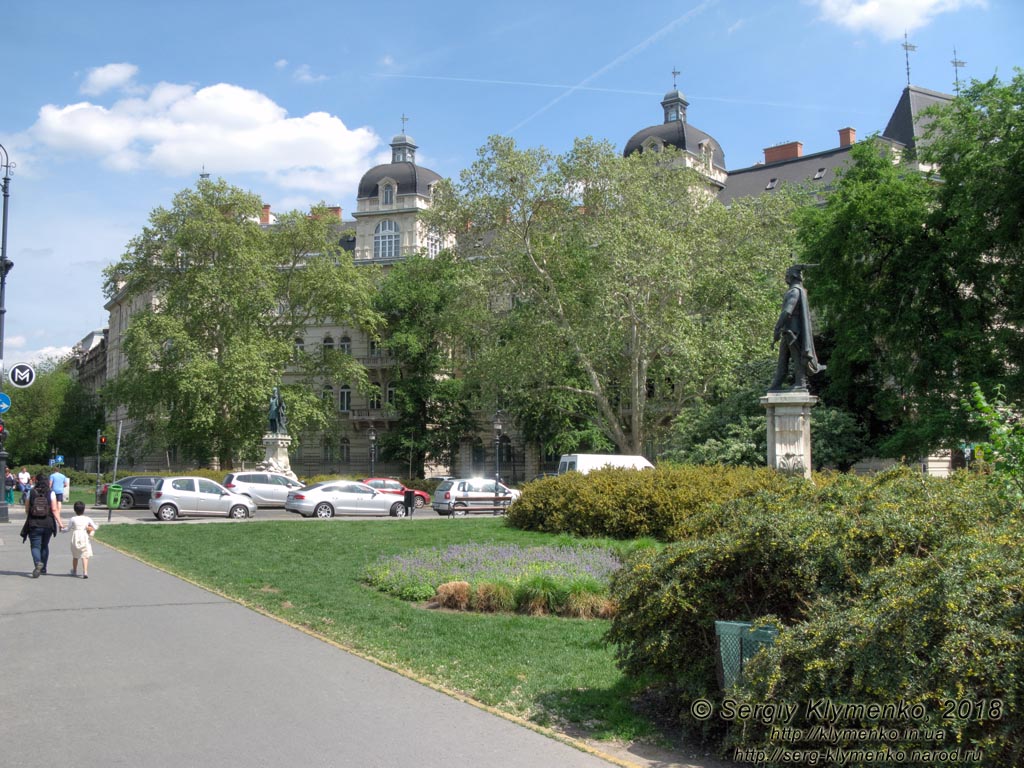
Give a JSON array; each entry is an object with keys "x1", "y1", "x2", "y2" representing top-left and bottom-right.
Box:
[
  {"x1": 811, "y1": 0, "x2": 987, "y2": 41},
  {"x1": 275, "y1": 59, "x2": 289, "y2": 69},
  {"x1": 30, "y1": 70, "x2": 382, "y2": 194},
  {"x1": 728, "y1": 18, "x2": 747, "y2": 34},
  {"x1": 80, "y1": 63, "x2": 140, "y2": 96}
]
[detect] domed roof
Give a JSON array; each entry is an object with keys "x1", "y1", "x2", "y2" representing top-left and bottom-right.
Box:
[
  {"x1": 623, "y1": 122, "x2": 726, "y2": 170},
  {"x1": 357, "y1": 130, "x2": 442, "y2": 200},
  {"x1": 357, "y1": 162, "x2": 442, "y2": 200},
  {"x1": 623, "y1": 87, "x2": 726, "y2": 170}
]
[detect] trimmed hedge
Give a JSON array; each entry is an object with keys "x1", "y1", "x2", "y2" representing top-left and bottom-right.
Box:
[{"x1": 507, "y1": 465, "x2": 794, "y2": 541}]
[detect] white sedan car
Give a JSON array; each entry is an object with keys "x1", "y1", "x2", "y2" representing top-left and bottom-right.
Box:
[{"x1": 286, "y1": 481, "x2": 409, "y2": 518}]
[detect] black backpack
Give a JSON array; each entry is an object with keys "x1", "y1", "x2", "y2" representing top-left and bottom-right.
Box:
[{"x1": 28, "y1": 490, "x2": 50, "y2": 519}]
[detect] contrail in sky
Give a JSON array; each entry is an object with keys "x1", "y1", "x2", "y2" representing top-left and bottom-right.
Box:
[
  {"x1": 373, "y1": 72, "x2": 861, "y2": 114},
  {"x1": 507, "y1": 0, "x2": 717, "y2": 133}
]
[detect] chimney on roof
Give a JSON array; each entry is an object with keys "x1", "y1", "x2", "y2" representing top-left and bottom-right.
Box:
[
  {"x1": 839, "y1": 127, "x2": 856, "y2": 147},
  {"x1": 764, "y1": 141, "x2": 803, "y2": 165},
  {"x1": 260, "y1": 204, "x2": 272, "y2": 225},
  {"x1": 327, "y1": 206, "x2": 342, "y2": 220}
]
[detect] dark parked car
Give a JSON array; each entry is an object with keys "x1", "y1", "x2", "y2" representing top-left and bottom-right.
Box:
[{"x1": 99, "y1": 475, "x2": 164, "y2": 509}]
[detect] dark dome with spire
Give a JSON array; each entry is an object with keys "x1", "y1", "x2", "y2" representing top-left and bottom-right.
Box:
[
  {"x1": 623, "y1": 88, "x2": 726, "y2": 170},
  {"x1": 357, "y1": 131, "x2": 441, "y2": 200}
]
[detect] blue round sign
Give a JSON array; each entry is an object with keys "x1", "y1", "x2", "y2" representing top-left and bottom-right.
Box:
[{"x1": 0, "y1": 392, "x2": 9, "y2": 413}]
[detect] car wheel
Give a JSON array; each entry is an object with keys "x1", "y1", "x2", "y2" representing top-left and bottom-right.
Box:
[
  {"x1": 451, "y1": 502, "x2": 468, "y2": 517},
  {"x1": 314, "y1": 502, "x2": 334, "y2": 519},
  {"x1": 229, "y1": 505, "x2": 249, "y2": 519},
  {"x1": 157, "y1": 504, "x2": 178, "y2": 521},
  {"x1": 413, "y1": 495, "x2": 425, "y2": 508},
  {"x1": 389, "y1": 501, "x2": 407, "y2": 517},
  {"x1": 120, "y1": 493, "x2": 134, "y2": 509}
]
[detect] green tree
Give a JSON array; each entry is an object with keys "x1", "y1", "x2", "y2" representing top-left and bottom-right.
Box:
[
  {"x1": 803, "y1": 72, "x2": 1024, "y2": 456},
  {"x1": 102, "y1": 179, "x2": 381, "y2": 468},
  {"x1": 427, "y1": 137, "x2": 800, "y2": 454},
  {"x1": 374, "y1": 252, "x2": 477, "y2": 476},
  {"x1": 4, "y1": 358, "x2": 72, "y2": 464}
]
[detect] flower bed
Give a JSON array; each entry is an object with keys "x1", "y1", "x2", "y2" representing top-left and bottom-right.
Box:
[{"x1": 364, "y1": 542, "x2": 621, "y2": 617}]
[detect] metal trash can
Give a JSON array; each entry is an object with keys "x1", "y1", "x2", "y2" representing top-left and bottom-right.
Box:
[
  {"x1": 715, "y1": 621, "x2": 778, "y2": 690},
  {"x1": 106, "y1": 484, "x2": 123, "y2": 510},
  {"x1": 403, "y1": 489, "x2": 415, "y2": 518}
]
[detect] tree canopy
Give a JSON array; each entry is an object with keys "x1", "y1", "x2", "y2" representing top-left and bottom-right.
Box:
[
  {"x1": 102, "y1": 178, "x2": 381, "y2": 467},
  {"x1": 426, "y1": 136, "x2": 801, "y2": 454},
  {"x1": 802, "y1": 71, "x2": 1024, "y2": 456}
]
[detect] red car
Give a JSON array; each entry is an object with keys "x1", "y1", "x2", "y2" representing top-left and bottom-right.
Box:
[{"x1": 362, "y1": 478, "x2": 430, "y2": 509}]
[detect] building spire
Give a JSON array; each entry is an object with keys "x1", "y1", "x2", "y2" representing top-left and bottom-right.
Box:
[
  {"x1": 400, "y1": 113, "x2": 409, "y2": 133},
  {"x1": 671, "y1": 66, "x2": 680, "y2": 89},
  {"x1": 951, "y1": 48, "x2": 967, "y2": 95},
  {"x1": 902, "y1": 31, "x2": 917, "y2": 88}
]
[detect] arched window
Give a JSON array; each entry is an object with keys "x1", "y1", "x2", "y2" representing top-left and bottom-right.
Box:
[
  {"x1": 386, "y1": 383, "x2": 397, "y2": 407},
  {"x1": 374, "y1": 220, "x2": 400, "y2": 259},
  {"x1": 294, "y1": 337, "x2": 305, "y2": 359},
  {"x1": 339, "y1": 438, "x2": 351, "y2": 464},
  {"x1": 322, "y1": 385, "x2": 334, "y2": 406},
  {"x1": 369, "y1": 384, "x2": 382, "y2": 410},
  {"x1": 339, "y1": 385, "x2": 351, "y2": 412},
  {"x1": 382, "y1": 184, "x2": 394, "y2": 205},
  {"x1": 322, "y1": 336, "x2": 334, "y2": 356},
  {"x1": 339, "y1": 336, "x2": 351, "y2": 355},
  {"x1": 323, "y1": 436, "x2": 336, "y2": 463}
]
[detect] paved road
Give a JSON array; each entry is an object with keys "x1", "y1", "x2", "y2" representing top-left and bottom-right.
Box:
[{"x1": 0, "y1": 519, "x2": 624, "y2": 768}]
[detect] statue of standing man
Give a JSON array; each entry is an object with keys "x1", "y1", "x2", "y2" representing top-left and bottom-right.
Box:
[
  {"x1": 769, "y1": 264, "x2": 826, "y2": 391},
  {"x1": 268, "y1": 387, "x2": 288, "y2": 434}
]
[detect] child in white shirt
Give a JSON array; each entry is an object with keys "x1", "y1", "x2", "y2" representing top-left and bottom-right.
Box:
[{"x1": 68, "y1": 501, "x2": 97, "y2": 579}]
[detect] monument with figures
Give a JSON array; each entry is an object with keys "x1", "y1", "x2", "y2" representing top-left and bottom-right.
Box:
[
  {"x1": 761, "y1": 264, "x2": 825, "y2": 479},
  {"x1": 259, "y1": 386, "x2": 297, "y2": 479}
]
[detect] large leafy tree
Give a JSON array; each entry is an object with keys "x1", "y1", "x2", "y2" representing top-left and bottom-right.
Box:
[
  {"x1": 102, "y1": 179, "x2": 381, "y2": 467},
  {"x1": 427, "y1": 136, "x2": 800, "y2": 454},
  {"x1": 802, "y1": 72, "x2": 1024, "y2": 456},
  {"x1": 4, "y1": 358, "x2": 76, "y2": 464},
  {"x1": 373, "y1": 252, "x2": 477, "y2": 476}
]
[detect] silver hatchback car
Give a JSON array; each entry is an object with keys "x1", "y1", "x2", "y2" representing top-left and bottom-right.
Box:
[
  {"x1": 149, "y1": 477, "x2": 257, "y2": 521},
  {"x1": 222, "y1": 471, "x2": 303, "y2": 507}
]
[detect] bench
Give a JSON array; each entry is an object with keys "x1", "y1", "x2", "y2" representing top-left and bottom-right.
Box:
[{"x1": 444, "y1": 496, "x2": 513, "y2": 517}]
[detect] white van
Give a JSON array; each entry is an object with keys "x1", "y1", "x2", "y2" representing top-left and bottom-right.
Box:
[{"x1": 556, "y1": 454, "x2": 654, "y2": 475}]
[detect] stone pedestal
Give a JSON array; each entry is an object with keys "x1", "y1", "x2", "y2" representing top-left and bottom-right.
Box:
[
  {"x1": 760, "y1": 391, "x2": 817, "y2": 479},
  {"x1": 259, "y1": 433, "x2": 297, "y2": 480}
]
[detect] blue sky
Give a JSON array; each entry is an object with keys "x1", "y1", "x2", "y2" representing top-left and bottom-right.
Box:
[{"x1": 2, "y1": 0, "x2": 1020, "y2": 366}]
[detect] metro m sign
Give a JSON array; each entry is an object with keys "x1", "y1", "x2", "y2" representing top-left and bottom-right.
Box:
[{"x1": 8, "y1": 363, "x2": 36, "y2": 388}]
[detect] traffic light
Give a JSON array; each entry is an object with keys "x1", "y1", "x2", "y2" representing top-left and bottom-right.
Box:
[
  {"x1": 0, "y1": 419, "x2": 7, "y2": 444},
  {"x1": 99, "y1": 434, "x2": 108, "y2": 447}
]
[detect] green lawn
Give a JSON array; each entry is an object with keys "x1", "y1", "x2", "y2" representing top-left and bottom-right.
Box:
[{"x1": 97, "y1": 518, "x2": 655, "y2": 741}]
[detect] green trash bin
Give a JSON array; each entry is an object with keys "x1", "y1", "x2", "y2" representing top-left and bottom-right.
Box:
[
  {"x1": 715, "y1": 621, "x2": 778, "y2": 690},
  {"x1": 107, "y1": 484, "x2": 123, "y2": 510}
]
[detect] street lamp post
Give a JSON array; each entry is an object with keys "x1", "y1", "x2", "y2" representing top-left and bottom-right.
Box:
[
  {"x1": 492, "y1": 411, "x2": 503, "y2": 489},
  {"x1": 0, "y1": 144, "x2": 14, "y2": 524},
  {"x1": 368, "y1": 427, "x2": 377, "y2": 477}
]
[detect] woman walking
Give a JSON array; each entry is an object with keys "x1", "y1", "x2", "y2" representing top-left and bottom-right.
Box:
[{"x1": 20, "y1": 473, "x2": 63, "y2": 577}]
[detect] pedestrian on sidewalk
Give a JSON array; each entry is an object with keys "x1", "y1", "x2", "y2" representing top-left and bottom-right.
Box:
[
  {"x1": 20, "y1": 474, "x2": 64, "y2": 577},
  {"x1": 68, "y1": 501, "x2": 97, "y2": 579},
  {"x1": 18, "y1": 466, "x2": 31, "y2": 504},
  {"x1": 49, "y1": 466, "x2": 69, "y2": 517},
  {"x1": 4, "y1": 467, "x2": 16, "y2": 504}
]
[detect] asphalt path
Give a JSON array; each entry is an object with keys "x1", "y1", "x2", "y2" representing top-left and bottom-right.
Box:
[{"x1": 0, "y1": 516, "x2": 625, "y2": 768}]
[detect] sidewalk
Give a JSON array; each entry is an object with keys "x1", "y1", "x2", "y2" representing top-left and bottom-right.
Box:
[{"x1": 0, "y1": 519, "x2": 626, "y2": 768}]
